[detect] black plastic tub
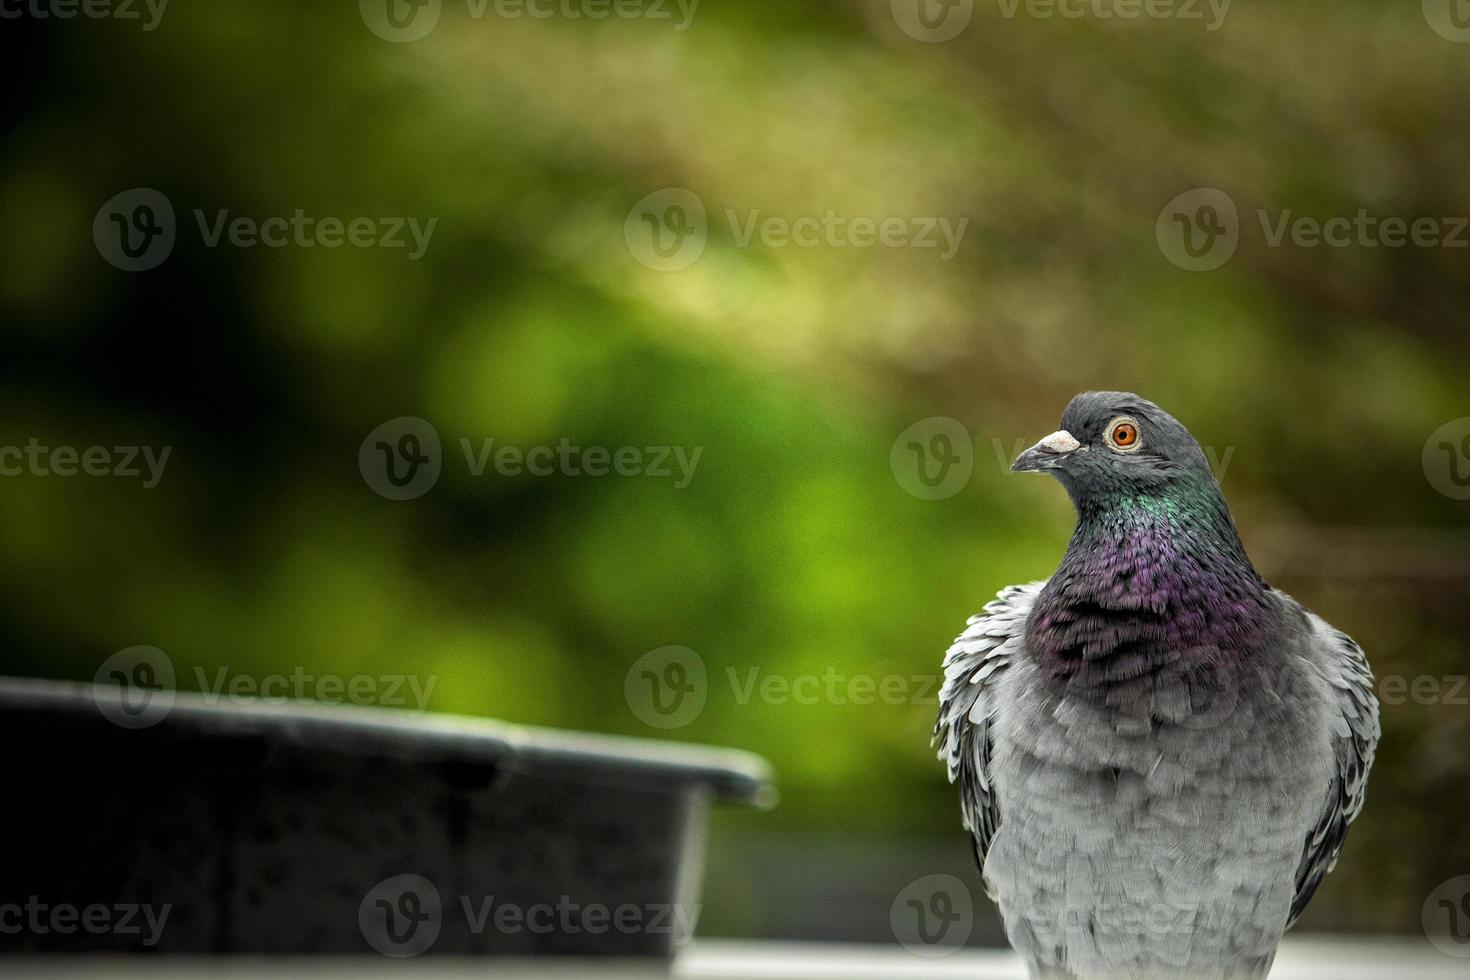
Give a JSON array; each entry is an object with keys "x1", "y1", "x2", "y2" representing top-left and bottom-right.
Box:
[{"x1": 0, "y1": 676, "x2": 772, "y2": 958}]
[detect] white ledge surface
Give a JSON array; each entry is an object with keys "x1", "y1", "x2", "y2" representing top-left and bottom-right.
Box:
[{"x1": 11, "y1": 937, "x2": 1463, "y2": 978}]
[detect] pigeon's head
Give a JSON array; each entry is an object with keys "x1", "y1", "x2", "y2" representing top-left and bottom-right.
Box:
[{"x1": 1011, "y1": 392, "x2": 1216, "y2": 505}]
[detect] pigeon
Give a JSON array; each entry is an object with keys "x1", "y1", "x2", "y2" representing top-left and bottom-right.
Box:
[{"x1": 934, "y1": 392, "x2": 1379, "y2": 979}]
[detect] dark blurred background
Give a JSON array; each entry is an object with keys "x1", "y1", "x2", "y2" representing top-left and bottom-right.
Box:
[{"x1": 2, "y1": 0, "x2": 1468, "y2": 948}]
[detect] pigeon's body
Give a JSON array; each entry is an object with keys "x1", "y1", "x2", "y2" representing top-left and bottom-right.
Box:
[{"x1": 936, "y1": 393, "x2": 1378, "y2": 980}]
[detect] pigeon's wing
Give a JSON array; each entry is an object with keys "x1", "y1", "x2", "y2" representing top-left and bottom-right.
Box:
[
  {"x1": 934, "y1": 581, "x2": 1043, "y2": 878},
  {"x1": 1282, "y1": 601, "x2": 1381, "y2": 929}
]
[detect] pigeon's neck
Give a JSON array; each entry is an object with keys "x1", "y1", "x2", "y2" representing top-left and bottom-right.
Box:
[{"x1": 1028, "y1": 485, "x2": 1273, "y2": 686}]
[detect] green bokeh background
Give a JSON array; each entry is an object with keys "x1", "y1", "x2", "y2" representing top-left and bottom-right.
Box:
[{"x1": 2, "y1": 0, "x2": 1468, "y2": 944}]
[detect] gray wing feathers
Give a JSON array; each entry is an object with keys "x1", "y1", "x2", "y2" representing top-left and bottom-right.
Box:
[
  {"x1": 934, "y1": 581, "x2": 1043, "y2": 874},
  {"x1": 1286, "y1": 611, "x2": 1381, "y2": 929}
]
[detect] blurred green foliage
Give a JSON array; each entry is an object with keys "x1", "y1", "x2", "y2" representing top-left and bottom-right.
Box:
[{"x1": 2, "y1": 0, "x2": 1468, "y2": 942}]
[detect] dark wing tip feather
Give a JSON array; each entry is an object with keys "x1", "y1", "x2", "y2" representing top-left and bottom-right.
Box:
[
  {"x1": 1284, "y1": 611, "x2": 1381, "y2": 929},
  {"x1": 934, "y1": 581, "x2": 1043, "y2": 874}
]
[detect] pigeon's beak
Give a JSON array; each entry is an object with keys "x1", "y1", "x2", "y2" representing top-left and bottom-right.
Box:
[{"x1": 1011, "y1": 430, "x2": 1084, "y2": 473}]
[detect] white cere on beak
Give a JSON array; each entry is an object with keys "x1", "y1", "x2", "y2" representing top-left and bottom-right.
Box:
[{"x1": 1039, "y1": 430, "x2": 1082, "y2": 454}]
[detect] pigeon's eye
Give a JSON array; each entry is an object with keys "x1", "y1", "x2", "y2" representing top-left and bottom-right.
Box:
[{"x1": 1105, "y1": 418, "x2": 1141, "y2": 452}]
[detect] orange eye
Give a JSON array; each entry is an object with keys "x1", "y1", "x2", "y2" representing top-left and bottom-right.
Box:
[{"x1": 1107, "y1": 419, "x2": 1140, "y2": 451}]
